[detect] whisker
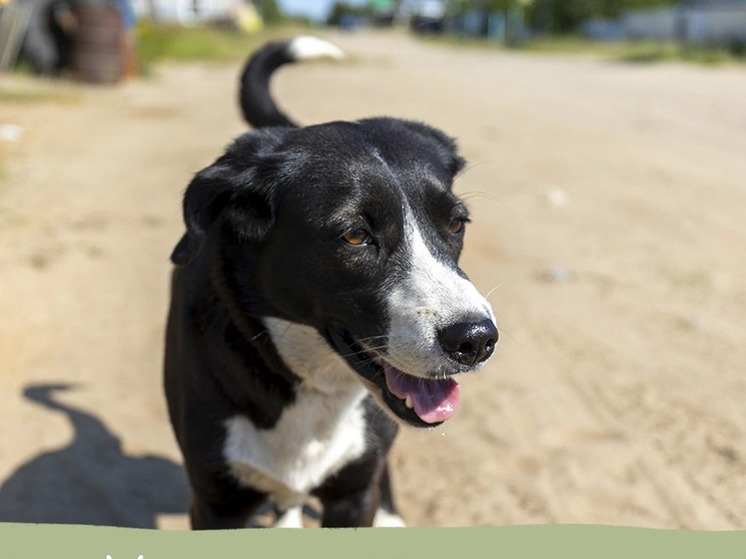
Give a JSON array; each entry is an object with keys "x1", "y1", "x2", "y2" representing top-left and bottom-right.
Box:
[
  {"x1": 456, "y1": 159, "x2": 496, "y2": 179},
  {"x1": 354, "y1": 333, "x2": 388, "y2": 343},
  {"x1": 458, "y1": 191, "x2": 499, "y2": 203},
  {"x1": 484, "y1": 285, "x2": 502, "y2": 300},
  {"x1": 247, "y1": 328, "x2": 269, "y2": 343},
  {"x1": 265, "y1": 322, "x2": 304, "y2": 349},
  {"x1": 334, "y1": 342, "x2": 389, "y2": 361},
  {"x1": 495, "y1": 325, "x2": 517, "y2": 345}
]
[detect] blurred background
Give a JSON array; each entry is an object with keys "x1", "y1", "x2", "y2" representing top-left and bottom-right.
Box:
[
  {"x1": 2, "y1": 0, "x2": 746, "y2": 80},
  {"x1": 1, "y1": 0, "x2": 745, "y2": 530}
]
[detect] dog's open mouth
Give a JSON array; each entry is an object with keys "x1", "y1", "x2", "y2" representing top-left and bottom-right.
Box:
[{"x1": 327, "y1": 326, "x2": 459, "y2": 428}]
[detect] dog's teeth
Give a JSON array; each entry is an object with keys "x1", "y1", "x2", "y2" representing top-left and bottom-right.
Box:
[{"x1": 405, "y1": 395, "x2": 413, "y2": 409}]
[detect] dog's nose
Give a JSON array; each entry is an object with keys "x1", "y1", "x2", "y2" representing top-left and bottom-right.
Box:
[{"x1": 438, "y1": 318, "x2": 498, "y2": 367}]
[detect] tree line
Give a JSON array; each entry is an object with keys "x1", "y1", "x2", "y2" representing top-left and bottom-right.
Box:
[
  {"x1": 327, "y1": 0, "x2": 679, "y2": 32},
  {"x1": 451, "y1": 0, "x2": 678, "y2": 33}
]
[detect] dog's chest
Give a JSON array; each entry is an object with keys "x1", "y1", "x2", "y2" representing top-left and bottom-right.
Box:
[{"x1": 223, "y1": 385, "x2": 368, "y2": 509}]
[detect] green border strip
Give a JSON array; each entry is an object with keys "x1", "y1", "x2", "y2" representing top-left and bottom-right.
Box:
[
  {"x1": 0, "y1": 524, "x2": 746, "y2": 559},
  {"x1": 2, "y1": 523, "x2": 746, "y2": 559}
]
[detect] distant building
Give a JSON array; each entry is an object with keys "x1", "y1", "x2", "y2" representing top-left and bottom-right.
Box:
[
  {"x1": 682, "y1": 0, "x2": 746, "y2": 5},
  {"x1": 583, "y1": 0, "x2": 746, "y2": 44},
  {"x1": 131, "y1": 0, "x2": 244, "y2": 24}
]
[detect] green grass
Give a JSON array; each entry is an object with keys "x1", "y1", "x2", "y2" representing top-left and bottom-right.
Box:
[
  {"x1": 614, "y1": 42, "x2": 739, "y2": 65},
  {"x1": 420, "y1": 32, "x2": 746, "y2": 66},
  {"x1": 136, "y1": 21, "x2": 313, "y2": 71},
  {"x1": 4, "y1": 21, "x2": 317, "y2": 79},
  {"x1": 0, "y1": 88, "x2": 81, "y2": 104},
  {"x1": 519, "y1": 36, "x2": 744, "y2": 65}
]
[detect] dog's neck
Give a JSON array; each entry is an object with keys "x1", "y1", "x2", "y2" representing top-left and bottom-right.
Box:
[{"x1": 262, "y1": 317, "x2": 365, "y2": 397}]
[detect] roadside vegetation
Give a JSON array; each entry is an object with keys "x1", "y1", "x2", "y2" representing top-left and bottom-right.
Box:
[
  {"x1": 135, "y1": 21, "x2": 313, "y2": 73},
  {"x1": 420, "y1": 31, "x2": 746, "y2": 66},
  {"x1": 326, "y1": 0, "x2": 746, "y2": 66}
]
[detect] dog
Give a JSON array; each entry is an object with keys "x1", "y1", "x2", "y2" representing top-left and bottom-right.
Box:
[{"x1": 164, "y1": 36, "x2": 498, "y2": 530}]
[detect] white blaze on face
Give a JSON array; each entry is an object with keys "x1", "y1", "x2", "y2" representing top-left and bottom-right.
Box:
[{"x1": 385, "y1": 210, "x2": 495, "y2": 377}]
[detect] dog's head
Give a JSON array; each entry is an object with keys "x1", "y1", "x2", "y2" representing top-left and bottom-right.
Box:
[{"x1": 173, "y1": 118, "x2": 497, "y2": 428}]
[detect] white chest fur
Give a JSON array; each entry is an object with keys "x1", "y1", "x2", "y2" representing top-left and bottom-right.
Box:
[{"x1": 222, "y1": 318, "x2": 369, "y2": 510}]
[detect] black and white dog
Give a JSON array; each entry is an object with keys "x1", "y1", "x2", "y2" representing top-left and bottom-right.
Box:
[{"x1": 164, "y1": 36, "x2": 498, "y2": 530}]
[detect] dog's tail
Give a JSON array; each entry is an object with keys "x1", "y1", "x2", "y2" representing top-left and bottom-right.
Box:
[{"x1": 239, "y1": 36, "x2": 344, "y2": 129}]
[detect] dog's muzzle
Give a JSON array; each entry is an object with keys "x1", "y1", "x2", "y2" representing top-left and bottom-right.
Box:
[{"x1": 327, "y1": 320, "x2": 497, "y2": 428}]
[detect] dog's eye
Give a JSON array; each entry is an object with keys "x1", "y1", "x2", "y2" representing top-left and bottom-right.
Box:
[
  {"x1": 343, "y1": 228, "x2": 373, "y2": 246},
  {"x1": 448, "y1": 217, "x2": 466, "y2": 235}
]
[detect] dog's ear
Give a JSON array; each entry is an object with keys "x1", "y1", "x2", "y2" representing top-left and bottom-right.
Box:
[
  {"x1": 171, "y1": 133, "x2": 281, "y2": 266},
  {"x1": 401, "y1": 121, "x2": 466, "y2": 179}
]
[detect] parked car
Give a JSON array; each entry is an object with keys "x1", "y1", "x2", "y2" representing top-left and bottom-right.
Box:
[{"x1": 409, "y1": 0, "x2": 445, "y2": 33}]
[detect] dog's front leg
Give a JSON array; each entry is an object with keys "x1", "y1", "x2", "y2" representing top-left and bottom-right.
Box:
[
  {"x1": 318, "y1": 485, "x2": 380, "y2": 528},
  {"x1": 313, "y1": 455, "x2": 384, "y2": 527},
  {"x1": 189, "y1": 485, "x2": 268, "y2": 530}
]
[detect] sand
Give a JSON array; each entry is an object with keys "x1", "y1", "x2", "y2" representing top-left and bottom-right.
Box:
[{"x1": 1, "y1": 30, "x2": 745, "y2": 529}]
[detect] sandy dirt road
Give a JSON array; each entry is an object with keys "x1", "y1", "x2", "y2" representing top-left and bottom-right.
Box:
[{"x1": 1, "y1": 30, "x2": 746, "y2": 530}]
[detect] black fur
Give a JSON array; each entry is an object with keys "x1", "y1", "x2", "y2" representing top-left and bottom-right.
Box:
[{"x1": 165, "y1": 38, "x2": 488, "y2": 529}]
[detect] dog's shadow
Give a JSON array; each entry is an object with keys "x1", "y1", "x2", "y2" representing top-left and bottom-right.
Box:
[{"x1": 0, "y1": 384, "x2": 190, "y2": 528}]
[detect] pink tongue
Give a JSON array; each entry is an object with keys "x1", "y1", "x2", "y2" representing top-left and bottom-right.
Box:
[{"x1": 383, "y1": 365, "x2": 460, "y2": 424}]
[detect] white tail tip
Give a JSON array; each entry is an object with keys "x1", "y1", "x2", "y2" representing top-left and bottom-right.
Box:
[{"x1": 288, "y1": 36, "x2": 345, "y2": 61}]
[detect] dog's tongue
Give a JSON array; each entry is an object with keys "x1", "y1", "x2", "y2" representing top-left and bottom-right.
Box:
[{"x1": 383, "y1": 366, "x2": 460, "y2": 424}]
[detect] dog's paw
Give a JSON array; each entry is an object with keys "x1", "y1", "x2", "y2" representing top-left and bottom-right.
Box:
[
  {"x1": 274, "y1": 506, "x2": 304, "y2": 528},
  {"x1": 373, "y1": 508, "x2": 406, "y2": 527}
]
